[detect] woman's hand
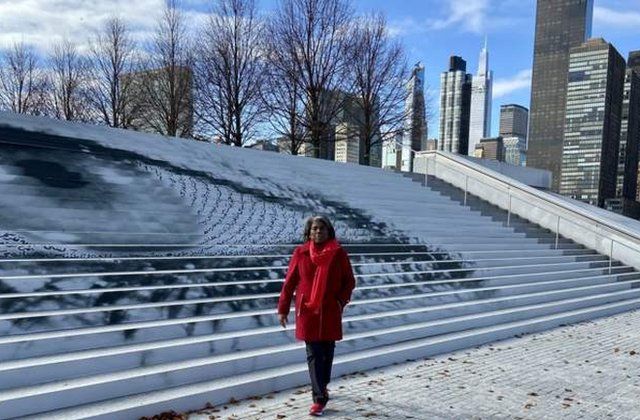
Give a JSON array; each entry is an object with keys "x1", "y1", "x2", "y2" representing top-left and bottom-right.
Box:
[{"x1": 279, "y1": 313, "x2": 288, "y2": 328}]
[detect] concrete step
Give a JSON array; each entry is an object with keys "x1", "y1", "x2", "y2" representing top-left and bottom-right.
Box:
[
  {"x1": 0, "y1": 256, "x2": 616, "y2": 295},
  {"x1": 1, "y1": 266, "x2": 632, "y2": 362},
  {"x1": 0, "y1": 264, "x2": 632, "y2": 337},
  {"x1": 0, "y1": 251, "x2": 604, "y2": 276},
  {"x1": 0, "y1": 231, "x2": 202, "y2": 246},
  {"x1": 0, "y1": 242, "x2": 431, "y2": 256},
  {"x1": 6, "y1": 291, "x2": 640, "y2": 419},
  {"x1": 5, "y1": 277, "x2": 638, "y2": 391},
  {"x1": 436, "y1": 242, "x2": 585, "y2": 251}
]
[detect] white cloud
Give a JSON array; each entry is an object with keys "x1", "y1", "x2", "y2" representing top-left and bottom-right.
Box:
[
  {"x1": 493, "y1": 69, "x2": 532, "y2": 98},
  {"x1": 428, "y1": 0, "x2": 489, "y2": 34},
  {"x1": 594, "y1": 6, "x2": 640, "y2": 29},
  {"x1": 388, "y1": 17, "x2": 422, "y2": 38},
  {"x1": 392, "y1": 0, "x2": 525, "y2": 37},
  {"x1": 0, "y1": 0, "x2": 208, "y2": 54}
]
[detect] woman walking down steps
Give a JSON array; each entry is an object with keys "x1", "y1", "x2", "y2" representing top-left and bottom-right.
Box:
[{"x1": 278, "y1": 216, "x2": 356, "y2": 416}]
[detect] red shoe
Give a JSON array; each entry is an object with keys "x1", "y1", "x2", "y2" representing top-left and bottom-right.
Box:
[{"x1": 309, "y1": 402, "x2": 324, "y2": 416}]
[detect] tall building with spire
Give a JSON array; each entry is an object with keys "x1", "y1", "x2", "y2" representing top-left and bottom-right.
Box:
[
  {"x1": 439, "y1": 56, "x2": 472, "y2": 155},
  {"x1": 400, "y1": 62, "x2": 428, "y2": 172},
  {"x1": 469, "y1": 39, "x2": 493, "y2": 154},
  {"x1": 528, "y1": 0, "x2": 594, "y2": 191}
]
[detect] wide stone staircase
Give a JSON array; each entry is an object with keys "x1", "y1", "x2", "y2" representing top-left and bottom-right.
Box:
[{"x1": 1, "y1": 117, "x2": 640, "y2": 419}]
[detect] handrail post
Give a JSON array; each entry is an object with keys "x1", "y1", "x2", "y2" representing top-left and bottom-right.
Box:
[
  {"x1": 507, "y1": 189, "x2": 512, "y2": 227},
  {"x1": 609, "y1": 239, "x2": 614, "y2": 275},
  {"x1": 555, "y1": 216, "x2": 560, "y2": 250},
  {"x1": 424, "y1": 153, "x2": 428, "y2": 187},
  {"x1": 464, "y1": 175, "x2": 468, "y2": 206}
]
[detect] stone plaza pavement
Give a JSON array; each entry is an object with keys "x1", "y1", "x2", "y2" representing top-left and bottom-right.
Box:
[{"x1": 189, "y1": 310, "x2": 640, "y2": 420}]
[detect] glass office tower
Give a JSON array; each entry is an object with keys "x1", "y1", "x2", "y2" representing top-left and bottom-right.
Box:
[
  {"x1": 439, "y1": 56, "x2": 472, "y2": 154},
  {"x1": 528, "y1": 0, "x2": 594, "y2": 191},
  {"x1": 560, "y1": 39, "x2": 625, "y2": 207}
]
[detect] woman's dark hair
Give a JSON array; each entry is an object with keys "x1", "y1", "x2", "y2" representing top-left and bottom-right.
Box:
[{"x1": 303, "y1": 215, "x2": 336, "y2": 242}]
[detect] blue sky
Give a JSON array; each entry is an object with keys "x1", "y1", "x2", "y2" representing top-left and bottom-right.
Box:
[
  {"x1": 347, "y1": 0, "x2": 640, "y2": 138},
  {"x1": 240, "y1": 0, "x2": 640, "y2": 137},
  {"x1": 1, "y1": 0, "x2": 640, "y2": 138}
]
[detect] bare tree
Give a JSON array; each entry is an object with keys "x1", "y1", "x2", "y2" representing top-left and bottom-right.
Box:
[
  {"x1": 87, "y1": 17, "x2": 136, "y2": 128},
  {"x1": 194, "y1": 0, "x2": 265, "y2": 146},
  {"x1": 269, "y1": 0, "x2": 353, "y2": 159},
  {"x1": 48, "y1": 39, "x2": 90, "y2": 121},
  {"x1": 348, "y1": 13, "x2": 409, "y2": 166},
  {"x1": 262, "y1": 36, "x2": 307, "y2": 154},
  {"x1": 0, "y1": 41, "x2": 47, "y2": 114},
  {"x1": 133, "y1": 0, "x2": 193, "y2": 137}
]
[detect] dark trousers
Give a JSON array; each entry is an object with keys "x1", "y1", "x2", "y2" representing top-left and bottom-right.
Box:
[{"x1": 305, "y1": 341, "x2": 335, "y2": 404}]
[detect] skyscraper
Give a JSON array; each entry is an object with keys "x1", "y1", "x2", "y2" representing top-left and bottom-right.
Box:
[
  {"x1": 528, "y1": 0, "x2": 594, "y2": 191},
  {"x1": 499, "y1": 104, "x2": 529, "y2": 138},
  {"x1": 616, "y1": 53, "x2": 640, "y2": 201},
  {"x1": 629, "y1": 52, "x2": 640, "y2": 69},
  {"x1": 625, "y1": 51, "x2": 640, "y2": 203},
  {"x1": 560, "y1": 38, "x2": 625, "y2": 208},
  {"x1": 499, "y1": 104, "x2": 529, "y2": 166},
  {"x1": 439, "y1": 56, "x2": 472, "y2": 155},
  {"x1": 469, "y1": 40, "x2": 493, "y2": 153},
  {"x1": 334, "y1": 122, "x2": 361, "y2": 164},
  {"x1": 400, "y1": 63, "x2": 428, "y2": 172}
]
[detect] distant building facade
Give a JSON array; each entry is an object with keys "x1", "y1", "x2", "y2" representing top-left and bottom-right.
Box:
[
  {"x1": 334, "y1": 123, "x2": 361, "y2": 164},
  {"x1": 400, "y1": 63, "x2": 428, "y2": 172},
  {"x1": 499, "y1": 104, "x2": 529, "y2": 139},
  {"x1": 528, "y1": 0, "x2": 594, "y2": 191},
  {"x1": 623, "y1": 50, "x2": 640, "y2": 204},
  {"x1": 616, "y1": 55, "x2": 640, "y2": 203},
  {"x1": 468, "y1": 41, "x2": 493, "y2": 154},
  {"x1": 439, "y1": 56, "x2": 472, "y2": 155},
  {"x1": 499, "y1": 104, "x2": 528, "y2": 167},
  {"x1": 560, "y1": 38, "x2": 625, "y2": 207},
  {"x1": 422, "y1": 138, "x2": 438, "y2": 151},
  {"x1": 252, "y1": 140, "x2": 279, "y2": 152},
  {"x1": 126, "y1": 66, "x2": 194, "y2": 138},
  {"x1": 503, "y1": 137, "x2": 527, "y2": 166},
  {"x1": 475, "y1": 137, "x2": 504, "y2": 162},
  {"x1": 382, "y1": 132, "x2": 402, "y2": 169}
]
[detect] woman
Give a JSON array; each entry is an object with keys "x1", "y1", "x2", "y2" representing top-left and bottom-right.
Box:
[{"x1": 277, "y1": 216, "x2": 356, "y2": 417}]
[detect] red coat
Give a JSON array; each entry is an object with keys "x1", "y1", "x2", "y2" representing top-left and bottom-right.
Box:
[{"x1": 277, "y1": 242, "x2": 356, "y2": 341}]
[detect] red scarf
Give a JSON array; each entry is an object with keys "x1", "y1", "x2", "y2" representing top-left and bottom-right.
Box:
[{"x1": 305, "y1": 238, "x2": 341, "y2": 314}]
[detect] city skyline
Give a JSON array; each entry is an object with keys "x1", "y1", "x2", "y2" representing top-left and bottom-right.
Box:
[{"x1": 1, "y1": 1, "x2": 639, "y2": 139}]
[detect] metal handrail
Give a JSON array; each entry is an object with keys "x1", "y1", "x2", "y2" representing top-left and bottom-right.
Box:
[
  {"x1": 415, "y1": 150, "x2": 640, "y2": 272},
  {"x1": 418, "y1": 151, "x2": 640, "y2": 240}
]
